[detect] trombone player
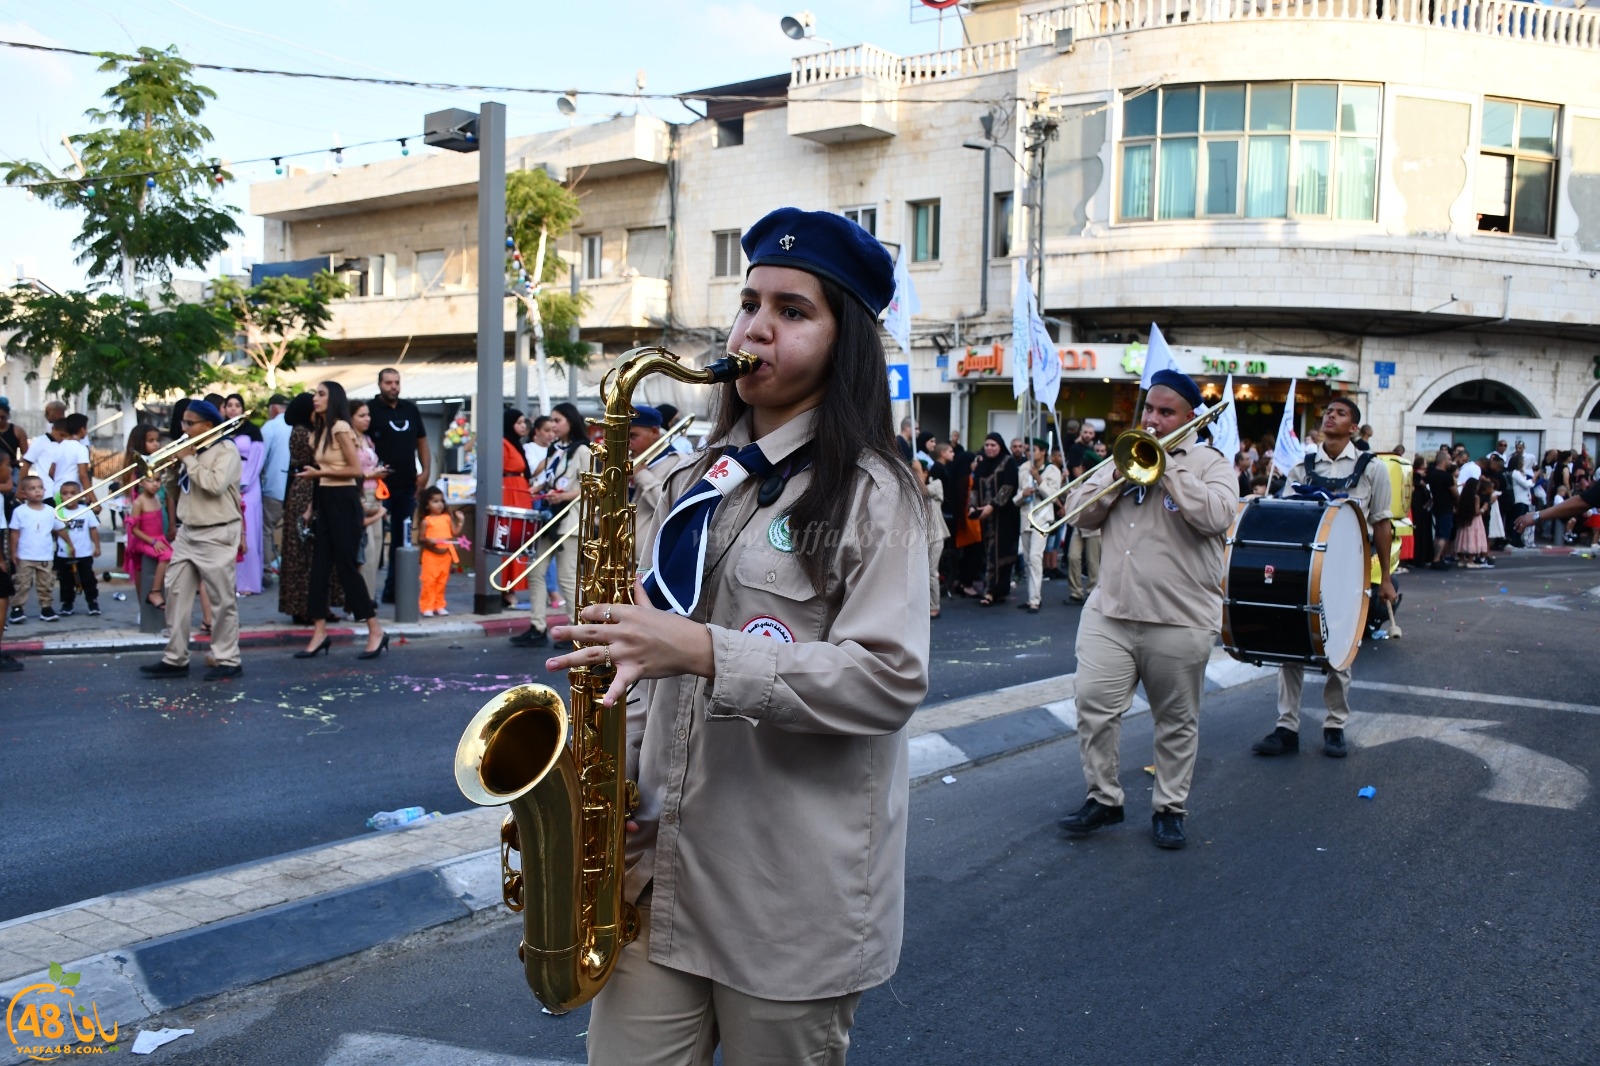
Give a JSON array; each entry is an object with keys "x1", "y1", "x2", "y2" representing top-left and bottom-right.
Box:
[{"x1": 1057, "y1": 370, "x2": 1238, "y2": 850}]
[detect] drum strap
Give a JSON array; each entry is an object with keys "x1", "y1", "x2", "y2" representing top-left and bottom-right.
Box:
[{"x1": 1300, "y1": 451, "x2": 1375, "y2": 497}]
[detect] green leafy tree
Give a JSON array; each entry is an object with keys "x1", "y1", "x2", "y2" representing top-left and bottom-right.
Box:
[
  {"x1": 0, "y1": 46, "x2": 240, "y2": 406},
  {"x1": 207, "y1": 271, "x2": 350, "y2": 391},
  {"x1": 506, "y1": 168, "x2": 589, "y2": 366}
]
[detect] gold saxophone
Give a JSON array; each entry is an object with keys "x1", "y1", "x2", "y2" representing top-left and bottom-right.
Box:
[{"x1": 454, "y1": 346, "x2": 758, "y2": 1012}]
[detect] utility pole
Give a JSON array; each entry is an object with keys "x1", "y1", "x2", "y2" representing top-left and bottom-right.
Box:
[
  {"x1": 1022, "y1": 105, "x2": 1059, "y2": 446},
  {"x1": 472, "y1": 101, "x2": 507, "y2": 615}
]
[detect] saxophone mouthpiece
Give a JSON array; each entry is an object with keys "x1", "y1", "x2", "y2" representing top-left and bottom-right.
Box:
[{"x1": 706, "y1": 349, "x2": 761, "y2": 382}]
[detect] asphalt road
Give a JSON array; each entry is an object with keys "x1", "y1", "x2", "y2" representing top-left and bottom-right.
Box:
[
  {"x1": 94, "y1": 553, "x2": 1600, "y2": 1065},
  {"x1": 1, "y1": 582, "x2": 1082, "y2": 921}
]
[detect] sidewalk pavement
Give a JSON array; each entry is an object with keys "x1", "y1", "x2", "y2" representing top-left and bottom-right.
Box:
[
  {"x1": 1, "y1": 567, "x2": 552, "y2": 658},
  {"x1": 0, "y1": 647, "x2": 1274, "y2": 1052}
]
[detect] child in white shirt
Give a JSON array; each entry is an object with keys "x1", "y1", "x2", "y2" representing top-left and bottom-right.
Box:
[
  {"x1": 7, "y1": 475, "x2": 69, "y2": 622},
  {"x1": 54, "y1": 480, "x2": 100, "y2": 615}
]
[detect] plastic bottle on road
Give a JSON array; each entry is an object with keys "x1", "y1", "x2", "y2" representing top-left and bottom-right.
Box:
[{"x1": 366, "y1": 806, "x2": 428, "y2": 830}]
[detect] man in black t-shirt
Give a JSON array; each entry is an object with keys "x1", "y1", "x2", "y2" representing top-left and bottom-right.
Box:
[
  {"x1": 1424, "y1": 450, "x2": 1457, "y2": 569},
  {"x1": 367, "y1": 368, "x2": 431, "y2": 604}
]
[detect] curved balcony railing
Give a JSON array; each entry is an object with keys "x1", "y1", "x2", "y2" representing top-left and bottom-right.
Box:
[
  {"x1": 789, "y1": 38, "x2": 1020, "y2": 88},
  {"x1": 1021, "y1": 0, "x2": 1598, "y2": 50}
]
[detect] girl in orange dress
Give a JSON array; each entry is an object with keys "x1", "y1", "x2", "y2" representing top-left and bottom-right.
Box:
[{"x1": 417, "y1": 487, "x2": 461, "y2": 616}]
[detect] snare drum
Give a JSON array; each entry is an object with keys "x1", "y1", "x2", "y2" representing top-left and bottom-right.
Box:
[
  {"x1": 1222, "y1": 497, "x2": 1371, "y2": 671},
  {"x1": 485, "y1": 504, "x2": 543, "y2": 556}
]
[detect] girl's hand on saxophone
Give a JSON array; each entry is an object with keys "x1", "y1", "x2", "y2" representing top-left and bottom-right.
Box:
[{"x1": 546, "y1": 574, "x2": 716, "y2": 708}]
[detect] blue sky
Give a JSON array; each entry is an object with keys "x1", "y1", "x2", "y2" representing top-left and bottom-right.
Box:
[{"x1": 0, "y1": 0, "x2": 971, "y2": 291}]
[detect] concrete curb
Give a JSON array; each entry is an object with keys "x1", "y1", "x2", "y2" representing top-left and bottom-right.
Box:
[
  {"x1": 0, "y1": 650, "x2": 1278, "y2": 1050},
  {"x1": 4, "y1": 615, "x2": 536, "y2": 657}
]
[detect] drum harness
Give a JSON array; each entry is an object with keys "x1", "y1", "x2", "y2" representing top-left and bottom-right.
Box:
[{"x1": 1290, "y1": 451, "x2": 1377, "y2": 503}]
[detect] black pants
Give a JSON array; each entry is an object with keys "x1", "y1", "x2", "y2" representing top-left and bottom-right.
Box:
[
  {"x1": 53, "y1": 557, "x2": 97, "y2": 608},
  {"x1": 309, "y1": 485, "x2": 377, "y2": 622},
  {"x1": 380, "y1": 484, "x2": 417, "y2": 601}
]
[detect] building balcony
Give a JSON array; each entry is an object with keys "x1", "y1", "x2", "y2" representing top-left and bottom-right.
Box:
[
  {"x1": 786, "y1": 38, "x2": 1019, "y2": 143},
  {"x1": 1020, "y1": 0, "x2": 1598, "y2": 52},
  {"x1": 322, "y1": 290, "x2": 505, "y2": 346},
  {"x1": 578, "y1": 275, "x2": 670, "y2": 332}
]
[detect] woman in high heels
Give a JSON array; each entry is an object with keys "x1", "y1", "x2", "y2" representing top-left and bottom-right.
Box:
[{"x1": 295, "y1": 382, "x2": 388, "y2": 660}]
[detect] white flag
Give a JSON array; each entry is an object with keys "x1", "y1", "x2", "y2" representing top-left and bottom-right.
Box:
[
  {"x1": 1208, "y1": 374, "x2": 1240, "y2": 457},
  {"x1": 883, "y1": 248, "x2": 920, "y2": 357},
  {"x1": 1139, "y1": 322, "x2": 1180, "y2": 391},
  {"x1": 1010, "y1": 262, "x2": 1033, "y2": 400},
  {"x1": 1029, "y1": 307, "x2": 1061, "y2": 411},
  {"x1": 1272, "y1": 378, "x2": 1304, "y2": 476}
]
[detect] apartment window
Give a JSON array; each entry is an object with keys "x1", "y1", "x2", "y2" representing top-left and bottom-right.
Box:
[
  {"x1": 581, "y1": 234, "x2": 603, "y2": 280},
  {"x1": 715, "y1": 117, "x2": 744, "y2": 148},
  {"x1": 843, "y1": 206, "x2": 877, "y2": 235},
  {"x1": 1476, "y1": 99, "x2": 1558, "y2": 237},
  {"x1": 1118, "y1": 82, "x2": 1379, "y2": 223},
  {"x1": 626, "y1": 226, "x2": 669, "y2": 278},
  {"x1": 713, "y1": 230, "x2": 742, "y2": 277},
  {"x1": 415, "y1": 249, "x2": 447, "y2": 293},
  {"x1": 911, "y1": 200, "x2": 941, "y2": 262},
  {"x1": 993, "y1": 192, "x2": 1014, "y2": 257}
]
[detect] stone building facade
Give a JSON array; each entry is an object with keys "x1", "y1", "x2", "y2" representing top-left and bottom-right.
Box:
[{"x1": 249, "y1": 0, "x2": 1600, "y2": 458}]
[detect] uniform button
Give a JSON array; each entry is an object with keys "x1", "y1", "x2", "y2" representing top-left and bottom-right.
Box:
[
  {"x1": 663, "y1": 811, "x2": 676, "y2": 825},
  {"x1": 677, "y1": 728, "x2": 687, "y2": 740},
  {"x1": 1125, "y1": 550, "x2": 1131, "y2": 555},
  {"x1": 766, "y1": 572, "x2": 775, "y2": 583},
  {"x1": 1129, "y1": 522, "x2": 1136, "y2": 528}
]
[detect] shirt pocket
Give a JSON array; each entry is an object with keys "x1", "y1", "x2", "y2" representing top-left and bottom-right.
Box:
[{"x1": 733, "y1": 546, "x2": 816, "y2": 602}]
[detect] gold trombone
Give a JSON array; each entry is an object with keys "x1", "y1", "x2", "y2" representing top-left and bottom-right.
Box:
[
  {"x1": 488, "y1": 412, "x2": 697, "y2": 592},
  {"x1": 55, "y1": 414, "x2": 247, "y2": 519},
  {"x1": 1027, "y1": 402, "x2": 1230, "y2": 534}
]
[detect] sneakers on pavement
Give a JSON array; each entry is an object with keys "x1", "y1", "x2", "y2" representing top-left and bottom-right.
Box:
[
  {"x1": 0, "y1": 654, "x2": 22, "y2": 672},
  {"x1": 1323, "y1": 727, "x2": 1349, "y2": 758},
  {"x1": 8, "y1": 607, "x2": 23, "y2": 625},
  {"x1": 39, "y1": 607, "x2": 58, "y2": 622},
  {"x1": 58, "y1": 606, "x2": 74, "y2": 616},
  {"x1": 1252, "y1": 726, "x2": 1300, "y2": 756}
]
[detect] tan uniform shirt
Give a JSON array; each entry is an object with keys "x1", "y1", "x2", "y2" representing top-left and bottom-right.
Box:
[
  {"x1": 1062, "y1": 436, "x2": 1238, "y2": 631},
  {"x1": 176, "y1": 439, "x2": 242, "y2": 528},
  {"x1": 627, "y1": 408, "x2": 931, "y2": 1001},
  {"x1": 1281, "y1": 440, "x2": 1394, "y2": 530}
]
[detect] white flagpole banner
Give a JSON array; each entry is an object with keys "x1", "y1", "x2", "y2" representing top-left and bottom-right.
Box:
[
  {"x1": 1029, "y1": 304, "x2": 1061, "y2": 411},
  {"x1": 1010, "y1": 262, "x2": 1033, "y2": 400},
  {"x1": 884, "y1": 248, "x2": 920, "y2": 357},
  {"x1": 1140, "y1": 322, "x2": 1180, "y2": 391},
  {"x1": 1209, "y1": 374, "x2": 1240, "y2": 457},
  {"x1": 1273, "y1": 378, "x2": 1304, "y2": 476}
]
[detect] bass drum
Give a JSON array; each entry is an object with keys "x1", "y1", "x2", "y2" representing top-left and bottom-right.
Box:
[{"x1": 1222, "y1": 497, "x2": 1371, "y2": 672}]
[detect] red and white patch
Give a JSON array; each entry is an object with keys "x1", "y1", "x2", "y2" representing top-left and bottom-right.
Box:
[
  {"x1": 741, "y1": 616, "x2": 795, "y2": 643},
  {"x1": 707, "y1": 457, "x2": 733, "y2": 480}
]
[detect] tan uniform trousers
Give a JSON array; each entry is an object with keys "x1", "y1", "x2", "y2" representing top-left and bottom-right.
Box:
[
  {"x1": 1277, "y1": 663, "x2": 1352, "y2": 732},
  {"x1": 12, "y1": 559, "x2": 55, "y2": 611},
  {"x1": 555, "y1": 536, "x2": 578, "y2": 624},
  {"x1": 520, "y1": 547, "x2": 554, "y2": 635},
  {"x1": 588, "y1": 892, "x2": 861, "y2": 1066},
  {"x1": 1021, "y1": 526, "x2": 1048, "y2": 607},
  {"x1": 927, "y1": 530, "x2": 946, "y2": 612},
  {"x1": 163, "y1": 520, "x2": 241, "y2": 667},
  {"x1": 1073, "y1": 605, "x2": 1214, "y2": 815},
  {"x1": 1067, "y1": 532, "x2": 1101, "y2": 600},
  {"x1": 261, "y1": 495, "x2": 284, "y2": 562}
]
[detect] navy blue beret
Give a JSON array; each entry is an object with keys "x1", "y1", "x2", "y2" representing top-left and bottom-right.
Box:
[
  {"x1": 185, "y1": 399, "x2": 223, "y2": 426},
  {"x1": 1148, "y1": 369, "x2": 1202, "y2": 411},
  {"x1": 631, "y1": 404, "x2": 663, "y2": 429},
  {"x1": 741, "y1": 207, "x2": 896, "y2": 317}
]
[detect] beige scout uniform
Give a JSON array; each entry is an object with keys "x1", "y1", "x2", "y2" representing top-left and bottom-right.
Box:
[
  {"x1": 162, "y1": 439, "x2": 243, "y2": 668},
  {"x1": 1276, "y1": 440, "x2": 1393, "y2": 732},
  {"x1": 922, "y1": 475, "x2": 947, "y2": 612},
  {"x1": 1020, "y1": 461, "x2": 1061, "y2": 608},
  {"x1": 1061, "y1": 437, "x2": 1238, "y2": 815},
  {"x1": 587, "y1": 408, "x2": 930, "y2": 1064}
]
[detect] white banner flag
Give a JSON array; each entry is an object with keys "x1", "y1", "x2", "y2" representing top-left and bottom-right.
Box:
[
  {"x1": 1139, "y1": 322, "x2": 1180, "y2": 391},
  {"x1": 1029, "y1": 310, "x2": 1061, "y2": 412},
  {"x1": 883, "y1": 248, "x2": 920, "y2": 357},
  {"x1": 1010, "y1": 262, "x2": 1034, "y2": 400},
  {"x1": 1208, "y1": 374, "x2": 1240, "y2": 457},
  {"x1": 1272, "y1": 378, "x2": 1304, "y2": 476}
]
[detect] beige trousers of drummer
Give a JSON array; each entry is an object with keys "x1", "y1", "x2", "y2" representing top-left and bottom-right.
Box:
[
  {"x1": 1067, "y1": 532, "x2": 1101, "y2": 600},
  {"x1": 163, "y1": 520, "x2": 241, "y2": 667},
  {"x1": 588, "y1": 893, "x2": 861, "y2": 1066},
  {"x1": 1277, "y1": 663, "x2": 1353, "y2": 731},
  {"x1": 1072, "y1": 605, "x2": 1214, "y2": 815}
]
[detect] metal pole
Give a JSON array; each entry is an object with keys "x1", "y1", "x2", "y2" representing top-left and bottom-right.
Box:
[
  {"x1": 473, "y1": 101, "x2": 507, "y2": 616},
  {"x1": 567, "y1": 264, "x2": 580, "y2": 403},
  {"x1": 514, "y1": 304, "x2": 530, "y2": 416},
  {"x1": 978, "y1": 145, "x2": 991, "y2": 317}
]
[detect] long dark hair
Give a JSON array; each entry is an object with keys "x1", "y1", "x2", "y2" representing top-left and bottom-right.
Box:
[
  {"x1": 552, "y1": 402, "x2": 587, "y2": 447},
  {"x1": 121, "y1": 423, "x2": 160, "y2": 490},
  {"x1": 313, "y1": 381, "x2": 353, "y2": 455},
  {"x1": 708, "y1": 275, "x2": 914, "y2": 591}
]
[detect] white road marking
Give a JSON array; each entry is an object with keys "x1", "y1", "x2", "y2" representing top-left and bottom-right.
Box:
[
  {"x1": 321, "y1": 1033, "x2": 578, "y2": 1066},
  {"x1": 1042, "y1": 698, "x2": 1077, "y2": 731},
  {"x1": 909, "y1": 734, "x2": 968, "y2": 779},
  {"x1": 1349, "y1": 680, "x2": 1600, "y2": 719},
  {"x1": 1348, "y1": 712, "x2": 1589, "y2": 811}
]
